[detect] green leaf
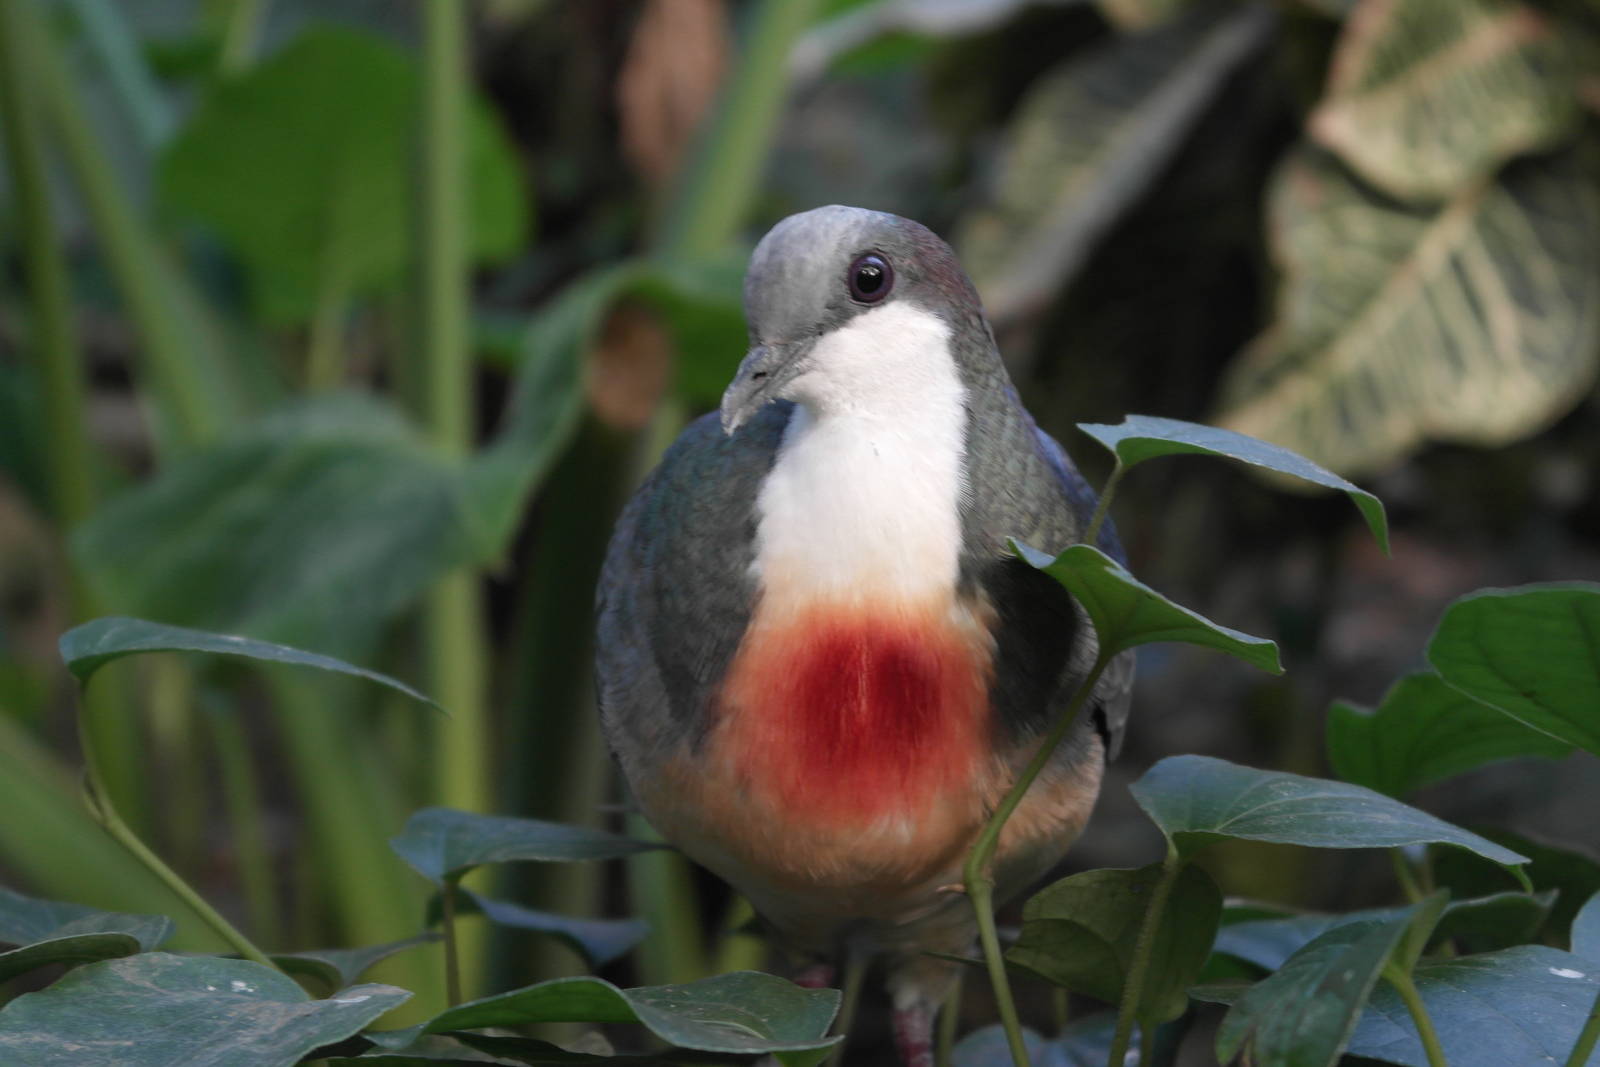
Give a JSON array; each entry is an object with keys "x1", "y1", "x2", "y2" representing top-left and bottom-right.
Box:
[
  {"x1": 1216, "y1": 896, "x2": 1445, "y2": 1067},
  {"x1": 1013, "y1": 541, "x2": 1282, "y2": 672},
  {"x1": 354, "y1": 1031, "x2": 780, "y2": 1064},
  {"x1": 0, "y1": 886, "x2": 172, "y2": 983},
  {"x1": 158, "y1": 25, "x2": 526, "y2": 324},
  {"x1": 1427, "y1": 583, "x2": 1600, "y2": 757},
  {"x1": 955, "y1": 6, "x2": 1272, "y2": 324},
  {"x1": 953, "y1": 1014, "x2": 1118, "y2": 1067},
  {"x1": 1432, "y1": 828, "x2": 1600, "y2": 944},
  {"x1": 0, "y1": 953, "x2": 409, "y2": 1066},
  {"x1": 274, "y1": 934, "x2": 439, "y2": 993},
  {"x1": 370, "y1": 972, "x2": 839, "y2": 1066},
  {"x1": 1326, "y1": 672, "x2": 1572, "y2": 797},
  {"x1": 390, "y1": 808, "x2": 663, "y2": 885},
  {"x1": 1346, "y1": 945, "x2": 1600, "y2": 1066},
  {"x1": 1574, "y1": 891, "x2": 1600, "y2": 961},
  {"x1": 1217, "y1": 144, "x2": 1600, "y2": 477},
  {"x1": 1078, "y1": 414, "x2": 1389, "y2": 553},
  {"x1": 71, "y1": 393, "x2": 481, "y2": 657},
  {"x1": 1007, "y1": 863, "x2": 1221, "y2": 1023},
  {"x1": 59, "y1": 616, "x2": 439, "y2": 711},
  {"x1": 426, "y1": 888, "x2": 649, "y2": 968},
  {"x1": 1309, "y1": 0, "x2": 1584, "y2": 199},
  {"x1": 1130, "y1": 755, "x2": 1530, "y2": 865}
]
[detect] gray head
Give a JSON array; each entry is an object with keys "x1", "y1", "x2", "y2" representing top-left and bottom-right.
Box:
[{"x1": 720, "y1": 205, "x2": 993, "y2": 433}]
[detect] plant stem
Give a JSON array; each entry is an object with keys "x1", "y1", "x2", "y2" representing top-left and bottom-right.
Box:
[
  {"x1": 1391, "y1": 848, "x2": 1425, "y2": 904},
  {"x1": 208, "y1": 705, "x2": 283, "y2": 948},
  {"x1": 963, "y1": 653, "x2": 1114, "y2": 1067},
  {"x1": 937, "y1": 972, "x2": 962, "y2": 1067},
  {"x1": 1108, "y1": 846, "x2": 1181, "y2": 1067},
  {"x1": 1565, "y1": 986, "x2": 1600, "y2": 1067},
  {"x1": 441, "y1": 877, "x2": 463, "y2": 1007},
  {"x1": 1385, "y1": 964, "x2": 1448, "y2": 1067},
  {"x1": 625, "y1": 814, "x2": 709, "y2": 985},
  {"x1": 75, "y1": 691, "x2": 278, "y2": 971},
  {"x1": 65, "y1": 0, "x2": 174, "y2": 150},
  {"x1": 1083, "y1": 461, "x2": 1125, "y2": 550},
  {"x1": 216, "y1": 0, "x2": 267, "y2": 76},
  {"x1": 825, "y1": 946, "x2": 869, "y2": 1067}
]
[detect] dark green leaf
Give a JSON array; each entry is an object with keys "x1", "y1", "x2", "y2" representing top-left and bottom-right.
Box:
[
  {"x1": 370, "y1": 972, "x2": 839, "y2": 1066},
  {"x1": 390, "y1": 808, "x2": 663, "y2": 885},
  {"x1": 0, "y1": 953, "x2": 408, "y2": 1066},
  {"x1": 363, "y1": 1031, "x2": 776, "y2": 1064},
  {"x1": 1216, "y1": 896, "x2": 1445, "y2": 1067},
  {"x1": 59, "y1": 616, "x2": 439, "y2": 711},
  {"x1": 0, "y1": 886, "x2": 173, "y2": 983},
  {"x1": 1347, "y1": 945, "x2": 1600, "y2": 1067},
  {"x1": 1013, "y1": 542, "x2": 1281, "y2": 672},
  {"x1": 1130, "y1": 755, "x2": 1529, "y2": 865},
  {"x1": 1427, "y1": 584, "x2": 1600, "y2": 758},
  {"x1": 275, "y1": 934, "x2": 439, "y2": 992},
  {"x1": 952, "y1": 1013, "x2": 1118, "y2": 1067},
  {"x1": 1328, "y1": 672, "x2": 1573, "y2": 797},
  {"x1": 426, "y1": 889, "x2": 648, "y2": 968},
  {"x1": 1432, "y1": 829, "x2": 1600, "y2": 944},
  {"x1": 1007, "y1": 863, "x2": 1220, "y2": 1023},
  {"x1": 71, "y1": 393, "x2": 481, "y2": 658},
  {"x1": 1078, "y1": 414, "x2": 1388, "y2": 553},
  {"x1": 1574, "y1": 891, "x2": 1600, "y2": 961},
  {"x1": 158, "y1": 26, "x2": 526, "y2": 324}
]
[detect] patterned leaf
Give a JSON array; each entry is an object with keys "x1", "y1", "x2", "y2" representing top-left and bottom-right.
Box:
[
  {"x1": 1216, "y1": 144, "x2": 1600, "y2": 476},
  {"x1": 1310, "y1": 0, "x2": 1584, "y2": 199}
]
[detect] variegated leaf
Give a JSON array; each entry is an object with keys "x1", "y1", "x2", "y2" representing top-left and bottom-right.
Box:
[
  {"x1": 1216, "y1": 144, "x2": 1600, "y2": 476},
  {"x1": 1311, "y1": 0, "x2": 1584, "y2": 199}
]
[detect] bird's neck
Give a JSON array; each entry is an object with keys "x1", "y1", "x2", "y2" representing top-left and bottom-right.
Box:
[{"x1": 751, "y1": 304, "x2": 969, "y2": 608}]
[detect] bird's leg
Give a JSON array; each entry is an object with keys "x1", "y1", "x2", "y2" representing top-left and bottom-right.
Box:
[{"x1": 892, "y1": 1000, "x2": 935, "y2": 1067}]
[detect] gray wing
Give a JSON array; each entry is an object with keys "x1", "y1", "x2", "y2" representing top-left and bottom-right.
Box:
[{"x1": 595, "y1": 404, "x2": 791, "y2": 767}]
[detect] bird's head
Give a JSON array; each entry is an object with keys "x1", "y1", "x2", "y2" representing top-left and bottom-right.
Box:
[{"x1": 720, "y1": 205, "x2": 988, "y2": 434}]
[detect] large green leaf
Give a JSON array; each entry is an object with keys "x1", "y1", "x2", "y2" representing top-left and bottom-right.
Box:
[
  {"x1": 1427, "y1": 584, "x2": 1600, "y2": 757},
  {"x1": 1078, "y1": 414, "x2": 1388, "y2": 551},
  {"x1": 390, "y1": 808, "x2": 662, "y2": 885},
  {"x1": 1346, "y1": 945, "x2": 1600, "y2": 1066},
  {"x1": 71, "y1": 393, "x2": 479, "y2": 657},
  {"x1": 0, "y1": 953, "x2": 409, "y2": 1066},
  {"x1": 1007, "y1": 863, "x2": 1220, "y2": 1023},
  {"x1": 0, "y1": 886, "x2": 172, "y2": 983},
  {"x1": 370, "y1": 972, "x2": 840, "y2": 1066},
  {"x1": 274, "y1": 935, "x2": 439, "y2": 994},
  {"x1": 157, "y1": 25, "x2": 526, "y2": 324},
  {"x1": 1573, "y1": 891, "x2": 1600, "y2": 961},
  {"x1": 1431, "y1": 828, "x2": 1600, "y2": 944},
  {"x1": 1130, "y1": 755, "x2": 1529, "y2": 866},
  {"x1": 1013, "y1": 541, "x2": 1282, "y2": 671},
  {"x1": 1326, "y1": 672, "x2": 1573, "y2": 797},
  {"x1": 1310, "y1": 0, "x2": 1585, "y2": 199},
  {"x1": 425, "y1": 888, "x2": 649, "y2": 969},
  {"x1": 955, "y1": 5, "x2": 1272, "y2": 323},
  {"x1": 59, "y1": 616, "x2": 439, "y2": 711},
  {"x1": 1216, "y1": 897, "x2": 1445, "y2": 1067},
  {"x1": 1217, "y1": 144, "x2": 1600, "y2": 476}
]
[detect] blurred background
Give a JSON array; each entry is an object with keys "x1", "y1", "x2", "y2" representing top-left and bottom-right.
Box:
[{"x1": 1, "y1": 0, "x2": 1597, "y2": 1055}]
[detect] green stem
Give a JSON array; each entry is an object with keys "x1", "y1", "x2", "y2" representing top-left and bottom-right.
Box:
[
  {"x1": 1385, "y1": 964, "x2": 1448, "y2": 1067},
  {"x1": 825, "y1": 947, "x2": 869, "y2": 1066},
  {"x1": 208, "y1": 705, "x2": 283, "y2": 948},
  {"x1": 217, "y1": 0, "x2": 267, "y2": 76},
  {"x1": 937, "y1": 974, "x2": 963, "y2": 1067},
  {"x1": 625, "y1": 815, "x2": 709, "y2": 985},
  {"x1": 75, "y1": 691, "x2": 278, "y2": 971},
  {"x1": 65, "y1": 0, "x2": 173, "y2": 149},
  {"x1": 1565, "y1": 986, "x2": 1600, "y2": 1067},
  {"x1": 963, "y1": 653, "x2": 1115, "y2": 1067},
  {"x1": 1083, "y1": 461, "x2": 1125, "y2": 550},
  {"x1": 441, "y1": 878, "x2": 463, "y2": 1007},
  {"x1": 656, "y1": 0, "x2": 822, "y2": 258},
  {"x1": 713, "y1": 895, "x2": 767, "y2": 975},
  {"x1": 305, "y1": 256, "x2": 350, "y2": 391},
  {"x1": 1391, "y1": 848, "x2": 1425, "y2": 905},
  {"x1": 1108, "y1": 846, "x2": 1180, "y2": 1067}
]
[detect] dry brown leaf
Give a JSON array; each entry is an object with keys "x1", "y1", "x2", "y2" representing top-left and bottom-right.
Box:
[{"x1": 616, "y1": 0, "x2": 729, "y2": 185}]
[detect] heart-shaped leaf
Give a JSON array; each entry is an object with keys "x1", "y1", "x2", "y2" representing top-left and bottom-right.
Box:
[
  {"x1": 1007, "y1": 863, "x2": 1220, "y2": 1024},
  {"x1": 1078, "y1": 415, "x2": 1388, "y2": 552},
  {"x1": 369, "y1": 972, "x2": 839, "y2": 1066},
  {"x1": 1346, "y1": 945, "x2": 1600, "y2": 1067},
  {"x1": 0, "y1": 953, "x2": 408, "y2": 1066},
  {"x1": 59, "y1": 616, "x2": 438, "y2": 712},
  {"x1": 1130, "y1": 755, "x2": 1529, "y2": 867},
  {"x1": 1427, "y1": 584, "x2": 1600, "y2": 758},
  {"x1": 426, "y1": 888, "x2": 648, "y2": 969},
  {"x1": 1216, "y1": 895, "x2": 1446, "y2": 1067},
  {"x1": 0, "y1": 886, "x2": 173, "y2": 984},
  {"x1": 1326, "y1": 672, "x2": 1572, "y2": 798},
  {"x1": 390, "y1": 808, "x2": 663, "y2": 885},
  {"x1": 1013, "y1": 542, "x2": 1281, "y2": 672}
]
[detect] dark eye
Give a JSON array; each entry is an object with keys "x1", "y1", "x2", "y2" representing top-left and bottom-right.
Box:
[{"x1": 847, "y1": 253, "x2": 893, "y2": 303}]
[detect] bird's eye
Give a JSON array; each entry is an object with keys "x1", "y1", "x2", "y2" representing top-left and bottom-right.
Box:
[{"x1": 847, "y1": 253, "x2": 893, "y2": 304}]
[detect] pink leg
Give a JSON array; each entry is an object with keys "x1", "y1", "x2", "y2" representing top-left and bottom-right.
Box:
[
  {"x1": 893, "y1": 1001, "x2": 935, "y2": 1067},
  {"x1": 793, "y1": 961, "x2": 836, "y2": 989}
]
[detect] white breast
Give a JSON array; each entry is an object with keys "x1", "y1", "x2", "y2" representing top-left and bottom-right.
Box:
[{"x1": 751, "y1": 302, "x2": 969, "y2": 603}]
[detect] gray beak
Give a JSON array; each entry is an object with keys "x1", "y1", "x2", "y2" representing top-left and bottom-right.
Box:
[{"x1": 719, "y1": 340, "x2": 811, "y2": 434}]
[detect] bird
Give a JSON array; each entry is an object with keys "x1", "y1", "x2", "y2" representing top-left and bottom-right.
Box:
[{"x1": 595, "y1": 205, "x2": 1134, "y2": 1065}]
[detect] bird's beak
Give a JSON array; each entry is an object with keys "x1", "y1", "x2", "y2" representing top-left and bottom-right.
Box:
[{"x1": 719, "y1": 340, "x2": 810, "y2": 435}]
